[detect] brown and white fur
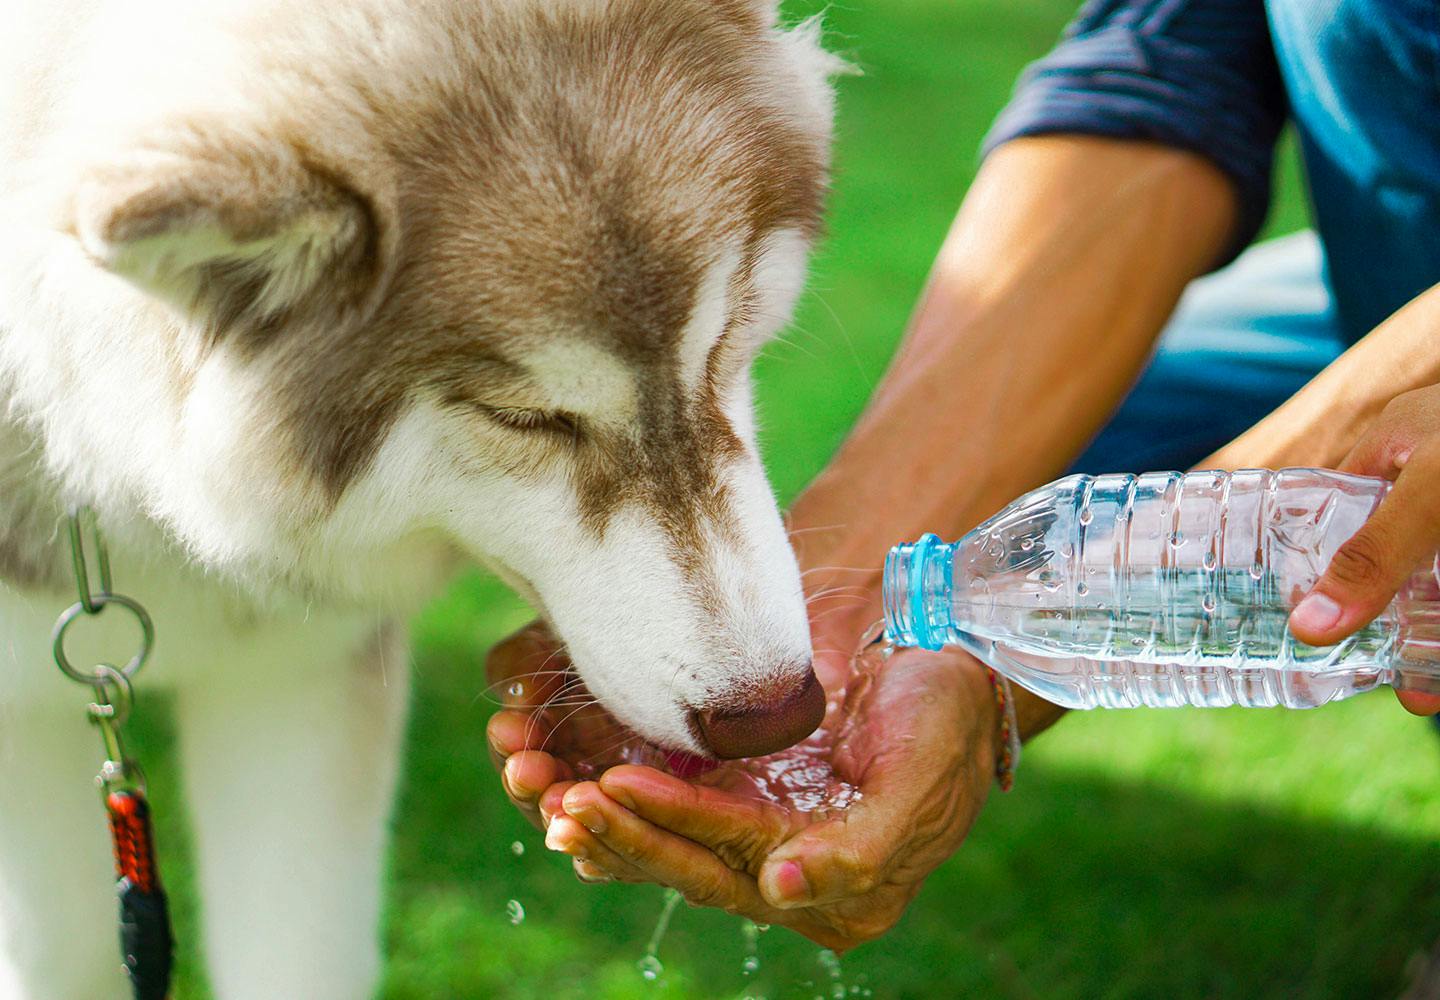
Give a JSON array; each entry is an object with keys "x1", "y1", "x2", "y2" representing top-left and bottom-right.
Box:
[{"x1": 0, "y1": 1, "x2": 842, "y2": 996}]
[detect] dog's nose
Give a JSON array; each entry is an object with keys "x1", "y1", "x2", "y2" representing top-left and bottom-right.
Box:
[{"x1": 694, "y1": 668, "x2": 826, "y2": 759}]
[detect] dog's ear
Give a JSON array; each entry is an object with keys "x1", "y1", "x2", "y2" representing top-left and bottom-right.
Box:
[{"x1": 73, "y1": 124, "x2": 389, "y2": 341}]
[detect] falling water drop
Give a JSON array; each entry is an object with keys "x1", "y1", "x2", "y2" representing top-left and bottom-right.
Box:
[
  {"x1": 637, "y1": 888, "x2": 683, "y2": 984},
  {"x1": 510, "y1": 840, "x2": 525, "y2": 857},
  {"x1": 740, "y1": 919, "x2": 762, "y2": 976},
  {"x1": 1202, "y1": 551, "x2": 1218, "y2": 572},
  {"x1": 1076, "y1": 582, "x2": 1090, "y2": 597},
  {"x1": 817, "y1": 949, "x2": 846, "y2": 999},
  {"x1": 506, "y1": 899, "x2": 525, "y2": 925},
  {"x1": 1078, "y1": 508, "x2": 1094, "y2": 526}
]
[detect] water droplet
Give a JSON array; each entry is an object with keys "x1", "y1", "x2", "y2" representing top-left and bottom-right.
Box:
[
  {"x1": 1076, "y1": 582, "x2": 1089, "y2": 597},
  {"x1": 638, "y1": 888, "x2": 682, "y2": 984},
  {"x1": 1020, "y1": 537, "x2": 1034, "y2": 551},
  {"x1": 510, "y1": 840, "x2": 525, "y2": 857},
  {"x1": 1201, "y1": 594, "x2": 1216, "y2": 613},
  {"x1": 1078, "y1": 509, "x2": 1094, "y2": 526},
  {"x1": 1170, "y1": 531, "x2": 1185, "y2": 547},
  {"x1": 506, "y1": 899, "x2": 525, "y2": 925},
  {"x1": 1249, "y1": 563, "x2": 1265, "y2": 580},
  {"x1": 507, "y1": 681, "x2": 525, "y2": 698},
  {"x1": 740, "y1": 919, "x2": 762, "y2": 976},
  {"x1": 1131, "y1": 636, "x2": 1145, "y2": 646},
  {"x1": 1202, "y1": 551, "x2": 1218, "y2": 572},
  {"x1": 755, "y1": 924, "x2": 770, "y2": 932},
  {"x1": 1060, "y1": 542, "x2": 1074, "y2": 557},
  {"x1": 818, "y1": 948, "x2": 845, "y2": 998}
]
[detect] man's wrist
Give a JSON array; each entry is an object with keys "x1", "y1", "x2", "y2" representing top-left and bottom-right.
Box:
[{"x1": 1011, "y1": 686, "x2": 1066, "y2": 742}]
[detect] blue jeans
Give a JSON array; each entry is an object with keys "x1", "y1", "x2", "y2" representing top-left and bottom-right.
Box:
[
  {"x1": 1071, "y1": 230, "x2": 1342, "y2": 475},
  {"x1": 1071, "y1": 231, "x2": 1440, "y2": 731}
]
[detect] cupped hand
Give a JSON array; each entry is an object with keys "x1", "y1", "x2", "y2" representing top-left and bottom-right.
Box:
[
  {"x1": 1286, "y1": 385, "x2": 1440, "y2": 715},
  {"x1": 485, "y1": 620, "x2": 1000, "y2": 950}
]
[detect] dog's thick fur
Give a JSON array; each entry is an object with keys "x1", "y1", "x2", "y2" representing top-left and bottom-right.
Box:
[{"x1": 0, "y1": 2, "x2": 841, "y2": 995}]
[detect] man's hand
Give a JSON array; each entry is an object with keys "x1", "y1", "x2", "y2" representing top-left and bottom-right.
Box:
[
  {"x1": 1286, "y1": 385, "x2": 1440, "y2": 715},
  {"x1": 486, "y1": 623, "x2": 999, "y2": 951}
]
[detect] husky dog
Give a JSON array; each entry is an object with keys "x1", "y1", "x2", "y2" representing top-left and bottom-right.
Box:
[{"x1": 0, "y1": 1, "x2": 841, "y2": 996}]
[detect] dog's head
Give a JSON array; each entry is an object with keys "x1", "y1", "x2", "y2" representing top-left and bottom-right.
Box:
[{"x1": 64, "y1": 0, "x2": 843, "y2": 757}]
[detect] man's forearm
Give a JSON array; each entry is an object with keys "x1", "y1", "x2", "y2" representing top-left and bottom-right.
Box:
[{"x1": 790, "y1": 135, "x2": 1238, "y2": 738}]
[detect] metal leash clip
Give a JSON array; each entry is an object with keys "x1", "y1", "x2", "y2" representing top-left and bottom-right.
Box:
[{"x1": 51, "y1": 508, "x2": 173, "y2": 1000}]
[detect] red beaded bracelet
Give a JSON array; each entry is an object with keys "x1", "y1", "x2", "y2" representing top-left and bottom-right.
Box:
[
  {"x1": 864, "y1": 620, "x2": 1021, "y2": 791},
  {"x1": 985, "y1": 668, "x2": 1021, "y2": 792}
]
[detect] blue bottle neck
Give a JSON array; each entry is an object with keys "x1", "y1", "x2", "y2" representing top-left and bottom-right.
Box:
[{"x1": 883, "y1": 533, "x2": 964, "y2": 650}]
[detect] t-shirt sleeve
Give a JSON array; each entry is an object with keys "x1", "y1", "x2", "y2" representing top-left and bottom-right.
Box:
[{"x1": 983, "y1": 0, "x2": 1288, "y2": 265}]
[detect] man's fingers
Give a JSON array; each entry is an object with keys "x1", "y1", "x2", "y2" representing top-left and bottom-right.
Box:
[
  {"x1": 503, "y1": 751, "x2": 571, "y2": 810},
  {"x1": 542, "y1": 815, "x2": 652, "y2": 884},
  {"x1": 755, "y1": 804, "x2": 900, "y2": 910},
  {"x1": 596, "y1": 766, "x2": 798, "y2": 871},
  {"x1": 1339, "y1": 387, "x2": 1440, "y2": 477},
  {"x1": 1396, "y1": 690, "x2": 1440, "y2": 716},
  {"x1": 602, "y1": 766, "x2": 895, "y2": 911},
  {"x1": 1291, "y1": 442, "x2": 1440, "y2": 646},
  {"x1": 487, "y1": 708, "x2": 554, "y2": 758},
  {"x1": 485, "y1": 622, "x2": 571, "y2": 708},
  {"x1": 558, "y1": 781, "x2": 781, "y2": 918}
]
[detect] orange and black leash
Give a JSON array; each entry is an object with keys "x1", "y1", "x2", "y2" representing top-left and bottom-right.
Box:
[
  {"x1": 106, "y1": 788, "x2": 174, "y2": 1000},
  {"x1": 52, "y1": 509, "x2": 174, "y2": 1000}
]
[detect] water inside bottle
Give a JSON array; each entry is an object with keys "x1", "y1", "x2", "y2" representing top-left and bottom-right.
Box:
[{"x1": 887, "y1": 470, "x2": 1434, "y2": 709}]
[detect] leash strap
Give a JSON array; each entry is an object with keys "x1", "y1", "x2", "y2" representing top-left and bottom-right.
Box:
[
  {"x1": 51, "y1": 509, "x2": 173, "y2": 1000},
  {"x1": 107, "y1": 790, "x2": 174, "y2": 1000}
]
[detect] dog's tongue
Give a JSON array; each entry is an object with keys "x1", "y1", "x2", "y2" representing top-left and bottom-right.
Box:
[{"x1": 664, "y1": 749, "x2": 719, "y2": 779}]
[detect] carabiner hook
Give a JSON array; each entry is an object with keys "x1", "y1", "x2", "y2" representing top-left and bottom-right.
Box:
[{"x1": 68, "y1": 506, "x2": 113, "y2": 614}]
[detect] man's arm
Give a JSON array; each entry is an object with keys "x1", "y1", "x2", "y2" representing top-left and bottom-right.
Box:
[{"x1": 793, "y1": 133, "x2": 1238, "y2": 737}]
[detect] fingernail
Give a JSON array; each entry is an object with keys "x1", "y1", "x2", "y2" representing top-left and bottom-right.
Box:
[
  {"x1": 503, "y1": 760, "x2": 533, "y2": 797},
  {"x1": 564, "y1": 797, "x2": 607, "y2": 835},
  {"x1": 606, "y1": 785, "x2": 637, "y2": 811},
  {"x1": 1292, "y1": 592, "x2": 1342, "y2": 634},
  {"x1": 545, "y1": 819, "x2": 588, "y2": 859},
  {"x1": 765, "y1": 860, "x2": 811, "y2": 907}
]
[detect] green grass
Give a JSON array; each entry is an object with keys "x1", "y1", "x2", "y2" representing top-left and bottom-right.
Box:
[{"x1": 131, "y1": 1, "x2": 1439, "y2": 996}]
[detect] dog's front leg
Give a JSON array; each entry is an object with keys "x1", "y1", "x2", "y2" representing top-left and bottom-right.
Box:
[{"x1": 174, "y1": 620, "x2": 410, "y2": 1000}]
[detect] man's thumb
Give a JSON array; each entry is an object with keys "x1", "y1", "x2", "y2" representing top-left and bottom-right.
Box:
[
  {"x1": 758, "y1": 814, "x2": 893, "y2": 910},
  {"x1": 1289, "y1": 472, "x2": 1438, "y2": 647}
]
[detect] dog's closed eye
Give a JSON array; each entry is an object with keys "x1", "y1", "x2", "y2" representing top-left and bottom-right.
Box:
[{"x1": 473, "y1": 403, "x2": 583, "y2": 439}]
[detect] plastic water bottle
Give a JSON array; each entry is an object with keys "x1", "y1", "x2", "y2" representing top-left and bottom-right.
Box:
[{"x1": 883, "y1": 469, "x2": 1440, "y2": 709}]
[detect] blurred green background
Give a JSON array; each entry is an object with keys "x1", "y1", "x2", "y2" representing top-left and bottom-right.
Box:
[{"x1": 138, "y1": 0, "x2": 1439, "y2": 996}]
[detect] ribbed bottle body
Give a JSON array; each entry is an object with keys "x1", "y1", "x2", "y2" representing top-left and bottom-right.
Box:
[{"x1": 885, "y1": 470, "x2": 1440, "y2": 709}]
